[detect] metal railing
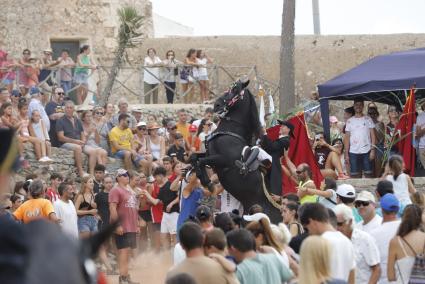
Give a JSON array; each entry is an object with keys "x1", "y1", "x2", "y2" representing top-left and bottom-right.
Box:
[{"x1": 0, "y1": 63, "x2": 279, "y2": 106}]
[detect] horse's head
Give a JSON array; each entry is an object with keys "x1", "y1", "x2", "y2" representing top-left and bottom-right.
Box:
[
  {"x1": 214, "y1": 80, "x2": 250, "y2": 118},
  {"x1": 213, "y1": 80, "x2": 262, "y2": 139}
]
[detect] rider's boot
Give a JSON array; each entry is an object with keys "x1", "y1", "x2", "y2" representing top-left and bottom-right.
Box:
[{"x1": 235, "y1": 147, "x2": 260, "y2": 175}]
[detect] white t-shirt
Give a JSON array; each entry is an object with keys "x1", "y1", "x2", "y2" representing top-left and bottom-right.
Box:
[
  {"x1": 345, "y1": 115, "x2": 374, "y2": 154},
  {"x1": 173, "y1": 242, "x2": 186, "y2": 265},
  {"x1": 322, "y1": 230, "x2": 356, "y2": 281},
  {"x1": 416, "y1": 112, "x2": 425, "y2": 148},
  {"x1": 351, "y1": 229, "x2": 381, "y2": 284},
  {"x1": 143, "y1": 56, "x2": 162, "y2": 84},
  {"x1": 357, "y1": 214, "x2": 383, "y2": 234},
  {"x1": 370, "y1": 220, "x2": 401, "y2": 284},
  {"x1": 385, "y1": 173, "x2": 412, "y2": 207},
  {"x1": 220, "y1": 190, "x2": 243, "y2": 214},
  {"x1": 318, "y1": 189, "x2": 338, "y2": 209},
  {"x1": 54, "y1": 199, "x2": 79, "y2": 239},
  {"x1": 194, "y1": 58, "x2": 208, "y2": 77}
]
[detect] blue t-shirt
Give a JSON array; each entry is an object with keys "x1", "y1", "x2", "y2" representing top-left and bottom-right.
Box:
[{"x1": 176, "y1": 188, "x2": 203, "y2": 232}]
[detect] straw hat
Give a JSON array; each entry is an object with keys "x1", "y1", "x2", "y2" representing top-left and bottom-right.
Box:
[{"x1": 147, "y1": 122, "x2": 160, "y2": 130}]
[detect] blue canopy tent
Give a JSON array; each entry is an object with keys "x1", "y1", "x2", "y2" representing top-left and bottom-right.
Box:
[{"x1": 318, "y1": 47, "x2": 425, "y2": 140}]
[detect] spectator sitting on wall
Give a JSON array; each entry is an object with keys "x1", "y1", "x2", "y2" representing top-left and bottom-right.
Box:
[
  {"x1": 56, "y1": 100, "x2": 87, "y2": 177},
  {"x1": 109, "y1": 113, "x2": 149, "y2": 173}
]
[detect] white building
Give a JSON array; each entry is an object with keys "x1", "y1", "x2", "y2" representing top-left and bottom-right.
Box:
[{"x1": 153, "y1": 13, "x2": 194, "y2": 38}]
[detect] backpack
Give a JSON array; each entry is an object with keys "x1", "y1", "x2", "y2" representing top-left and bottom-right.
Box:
[{"x1": 402, "y1": 237, "x2": 425, "y2": 284}]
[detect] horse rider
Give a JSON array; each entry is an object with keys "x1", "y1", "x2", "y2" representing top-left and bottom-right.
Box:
[{"x1": 235, "y1": 119, "x2": 294, "y2": 196}]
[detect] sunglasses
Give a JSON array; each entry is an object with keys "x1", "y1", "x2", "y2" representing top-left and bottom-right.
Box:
[
  {"x1": 95, "y1": 112, "x2": 104, "y2": 115},
  {"x1": 118, "y1": 173, "x2": 129, "y2": 178},
  {"x1": 296, "y1": 169, "x2": 305, "y2": 174},
  {"x1": 23, "y1": 52, "x2": 30, "y2": 55},
  {"x1": 11, "y1": 93, "x2": 21, "y2": 97},
  {"x1": 138, "y1": 127, "x2": 147, "y2": 131},
  {"x1": 168, "y1": 126, "x2": 177, "y2": 130},
  {"x1": 56, "y1": 92, "x2": 65, "y2": 96},
  {"x1": 336, "y1": 221, "x2": 345, "y2": 227},
  {"x1": 354, "y1": 200, "x2": 370, "y2": 208}
]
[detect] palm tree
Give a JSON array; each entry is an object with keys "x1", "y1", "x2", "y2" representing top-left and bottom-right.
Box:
[
  {"x1": 279, "y1": 0, "x2": 296, "y2": 116},
  {"x1": 100, "y1": 6, "x2": 143, "y2": 105}
]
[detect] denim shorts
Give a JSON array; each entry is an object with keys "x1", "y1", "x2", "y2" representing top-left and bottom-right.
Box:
[
  {"x1": 78, "y1": 215, "x2": 98, "y2": 233},
  {"x1": 349, "y1": 151, "x2": 373, "y2": 176},
  {"x1": 74, "y1": 72, "x2": 88, "y2": 85},
  {"x1": 114, "y1": 150, "x2": 144, "y2": 166}
]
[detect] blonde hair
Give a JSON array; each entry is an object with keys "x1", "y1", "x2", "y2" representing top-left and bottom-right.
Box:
[
  {"x1": 270, "y1": 223, "x2": 292, "y2": 246},
  {"x1": 80, "y1": 175, "x2": 94, "y2": 194},
  {"x1": 298, "y1": 236, "x2": 332, "y2": 284},
  {"x1": 245, "y1": 217, "x2": 283, "y2": 252}
]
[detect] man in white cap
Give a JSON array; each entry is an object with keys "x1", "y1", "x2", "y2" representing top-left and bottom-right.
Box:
[
  {"x1": 336, "y1": 184, "x2": 362, "y2": 223},
  {"x1": 355, "y1": 191, "x2": 382, "y2": 234},
  {"x1": 131, "y1": 108, "x2": 142, "y2": 124},
  {"x1": 109, "y1": 168, "x2": 139, "y2": 284},
  {"x1": 334, "y1": 204, "x2": 381, "y2": 284}
]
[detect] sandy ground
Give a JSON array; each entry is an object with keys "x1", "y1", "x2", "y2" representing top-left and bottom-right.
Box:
[{"x1": 106, "y1": 250, "x2": 173, "y2": 284}]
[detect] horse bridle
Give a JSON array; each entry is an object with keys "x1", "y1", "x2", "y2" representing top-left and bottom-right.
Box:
[{"x1": 219, "y1": 89, "x2": 245, "y2": 118}]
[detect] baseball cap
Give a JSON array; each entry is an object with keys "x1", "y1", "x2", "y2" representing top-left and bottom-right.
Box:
[
  {"x1": 189, "y1": 124, "x2": 197, "y2": 132},
  {"x1": 355, "y1": 191, "x2": 376, "y2": 203},
  {"x1": 131, "y1": 108, "x2": 142, "y2": 113},
  {"x1": 380, "y1": 193, "x2": 400, "y2": 212},
  {"x1": 242, "y1": 212, "x2": 271, "y2": 224},
  {"x1": 336, "y1": 184, "x2": 356, "y2": 198},
  {"x1": 55, "y1": 87, "x2": 64, "y2": 94},
  {"x1": 116, "y1": 168, "x2": 128, "y2": 177},
  {"x1": 30, "y1": 87, "x2": 40, "y2": 96},
  {"x1": 167, "y1": 121, "x2": 177, "y2": 128},
  {"x1": 11, "y1": 89, "x2": 21, "y2": 97},
  {"x1": 136, "y1": 121, "x2": 147, "y2": 128}
]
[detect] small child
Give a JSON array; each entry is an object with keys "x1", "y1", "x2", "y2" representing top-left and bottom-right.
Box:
[{"x1": 28, "y1": 109, "x2": 53, "y2": 162}]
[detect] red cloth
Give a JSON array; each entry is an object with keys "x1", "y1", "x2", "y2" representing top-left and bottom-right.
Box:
[
  {"x1": 276, "y1": 114, "x2": 323, "y2": 194},
  {"x1": 150, "y1": 183, "x2": 163, "y2": 224},
  {"x1": 395, "y1": 87, "x2": 416, "y2": 176}
]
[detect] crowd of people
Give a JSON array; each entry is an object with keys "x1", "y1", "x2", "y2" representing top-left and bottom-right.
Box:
[
  {"x1": 312, "y1": 98, "x2": 425, "y2": 180},
  {"x1": 2, "y1": 47, "x2": 425, "y2": 284},
  {"x1": 3, "y1": 161, "x2": 425, "y2": 284},
  {"x1": 0, "y1": 47, "x2": 214, "y2": 106}
]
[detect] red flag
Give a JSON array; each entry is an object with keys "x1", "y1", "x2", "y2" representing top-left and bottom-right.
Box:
[
  {"x1": 395, "y1": 87, "x2": 416, "y2": 176},
  {"x1": 267, "y1": 113, "x2": 323, "y2": 194}
]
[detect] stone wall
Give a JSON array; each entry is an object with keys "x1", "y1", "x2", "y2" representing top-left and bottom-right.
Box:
[
  {"x1": 0, "y1": 0, "x2": 153, "y2": 59},
  {"x1": 141, "y1": 34, "x2": 425, "y2": 113}
]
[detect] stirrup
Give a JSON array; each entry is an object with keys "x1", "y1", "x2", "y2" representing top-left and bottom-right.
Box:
[{"x1": 235, "y1": 160, "x2": 248, "y2": 175}]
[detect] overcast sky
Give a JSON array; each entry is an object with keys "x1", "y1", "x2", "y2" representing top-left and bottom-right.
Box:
[{"x1": 150, "y1": 0, "x2": 425, "y2": 36}]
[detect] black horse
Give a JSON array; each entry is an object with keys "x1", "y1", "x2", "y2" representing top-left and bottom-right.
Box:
[{"x1": 196, "y1": 80, "x2": 282, "y2": 223}]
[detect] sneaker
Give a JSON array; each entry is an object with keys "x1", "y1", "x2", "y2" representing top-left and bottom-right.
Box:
[
  {"x1": 337, "y1": 173, "x2": 350, "y2": 180},
  {"x1": 39, "y1": 157, "x2": 48, "y2": 163},
  {"x1": 119, "y1": 275, "x2": 139, "y2": 284},
  {"x1": 45, "y1": 157, "x2": 54, "y2": 163}
]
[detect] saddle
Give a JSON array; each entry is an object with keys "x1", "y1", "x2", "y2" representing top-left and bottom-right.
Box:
[{"x1": 235, "y1": 146, "x2": 260, "y2": 175}]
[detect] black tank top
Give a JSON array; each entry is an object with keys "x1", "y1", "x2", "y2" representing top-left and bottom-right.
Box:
[{"x1": 79, "y1": 194, "x2": 94, "y2": 211}]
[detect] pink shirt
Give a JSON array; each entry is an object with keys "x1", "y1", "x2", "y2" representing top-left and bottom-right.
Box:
[{"x1": 109, "y1": 186, "x2": 139, "y2": 233}]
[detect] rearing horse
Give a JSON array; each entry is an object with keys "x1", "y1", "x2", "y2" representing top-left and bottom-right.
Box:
[{"x1": 196, "y1": 80, "x2": 281, "y2": 223}]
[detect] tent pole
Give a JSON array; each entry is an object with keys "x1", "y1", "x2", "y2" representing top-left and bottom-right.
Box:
[{"x1": 320, "y1": 99, "x2": 330, "y2": 142}]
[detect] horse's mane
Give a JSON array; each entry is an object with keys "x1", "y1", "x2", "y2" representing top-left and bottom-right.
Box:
[{"x1": 246, "y1": 88, "x2": 262, "y2": 139}]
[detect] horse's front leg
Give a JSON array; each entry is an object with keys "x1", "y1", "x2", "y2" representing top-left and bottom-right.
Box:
[{"x1": 196, "y1": 154, "x2": 228, "y2": 187}]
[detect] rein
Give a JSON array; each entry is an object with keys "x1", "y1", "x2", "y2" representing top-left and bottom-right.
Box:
[{"x1": 260, "y1": 172, "x2": 282, "y2": 210}]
